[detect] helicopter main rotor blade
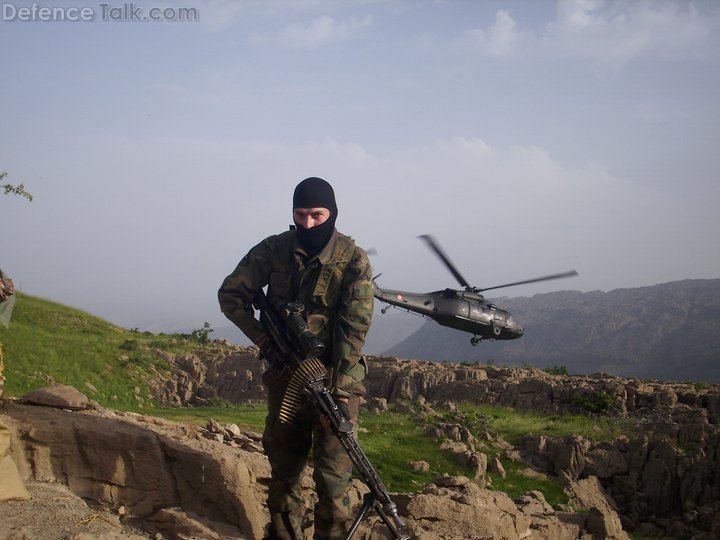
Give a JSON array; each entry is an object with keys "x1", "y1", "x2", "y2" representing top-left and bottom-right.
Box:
[
  {"x1": 418, "y1": 234, "x2": 471, "y2": 290},
  {"x1": 479, "y1": 270, "x2": 579, "y2": 293}
]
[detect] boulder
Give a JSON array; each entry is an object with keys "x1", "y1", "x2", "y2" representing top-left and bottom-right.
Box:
[
  {"x1": 489, "y1": 456, "x2": 507, "y2": 479},
  {"x1": 515, "y1": 490, "x2": 554, "y2": 516},
  {"x1": 22, "y1": 384, "x2": 91, "y2": 410},
  {"x1": 3, "y1": 401, "x2": 267, "y2": 538},
  {"x1": 565, "y1": 476, "x2": 628, "y2": 539},
  {"x1": 0, "y1": 417, "x2": 30, "y2": 502},
  {"x1": 547, "y1": 436, "x2": 592, "y2": 479},
  {"x1": 408, "y1": 460, "x2": 429, "y2": 472},
  {"x1": 367, "y1": 397, "x2": 388, "y2": 413},
  {"x1": 585, "y1": 444, "x2": 629, "y2": 478},
  {"x1": 401, "y1": 481, "x2": 532, "y2": 539}
]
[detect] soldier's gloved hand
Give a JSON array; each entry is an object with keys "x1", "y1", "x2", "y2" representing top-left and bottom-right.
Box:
[
  {"x1": 255, "y1": 335, "x2": 283, "y2": 368},
  {"x1": 335, "y1": 398, "x2": 351, "y2": 422},
  {"x1": 319, "y1": 397, "x2": 352, "y2": 434}
]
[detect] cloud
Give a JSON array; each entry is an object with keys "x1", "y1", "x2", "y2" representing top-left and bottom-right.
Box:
[
  {"x1": 455, "y1": 1, "x2": 716, "y2": 69},
  {"x1": 189, "y1": 0, "x2": 347, "y2": 32},
  {"x1": 3, "y1": 134, "x2": 715, "y2": 330},
  {"x1": 466, "y1": 9, "x2": 521, "y2": 58},
  {"x1": 282, "y1": 15, "x2": 373, "y2": 47},
  {"x1": 546, "y1": 0, "x2": 714, "y2": 68},
  {"x1": 188, "y1": 0, "x2": 248, "y2": 31},
  {"x1": 371, "y1": 137, "x2": 704, "y2": 294}
]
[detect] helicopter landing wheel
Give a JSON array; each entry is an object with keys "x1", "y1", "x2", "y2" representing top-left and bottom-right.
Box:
[
  {"x1": 492, "y1": 325, "x2": 502, "y2": 337},
  {"x1": 470, "y1": 337, "x2": 480, "y2": 346}
]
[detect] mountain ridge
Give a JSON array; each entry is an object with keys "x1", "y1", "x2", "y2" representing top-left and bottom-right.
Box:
[{"x1": 383, "y1": 278, "x2": 720, "y2": 382}]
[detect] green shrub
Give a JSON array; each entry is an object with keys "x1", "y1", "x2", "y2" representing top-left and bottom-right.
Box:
[
  {"x1": 543, "y1": 365, "x2": 568, "y2": 376},
  {"x1": 190, "y1": 322, "x2": 214, "y2": 344},
  {"x1": 571, "y1": 391, "x2": 615, "y2": 415}
]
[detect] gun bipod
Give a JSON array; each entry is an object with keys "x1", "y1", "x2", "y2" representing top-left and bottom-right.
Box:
[{"x1": 346, "y1": 492, "x2": 411, "y2": 540}]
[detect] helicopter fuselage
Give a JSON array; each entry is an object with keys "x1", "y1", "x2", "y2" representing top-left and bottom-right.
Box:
[{"x1": 374, "y1": 287, "x2": 524, "y2": 342}]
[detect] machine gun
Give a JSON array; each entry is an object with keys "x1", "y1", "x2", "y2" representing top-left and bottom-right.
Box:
[{"x1": 254, "y1": 291, "x2": 410, "y2": 540}]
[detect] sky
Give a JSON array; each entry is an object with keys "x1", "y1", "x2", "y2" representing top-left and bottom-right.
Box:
[{"x1": 1, "y1": 0, "x2": 719, "y2": 335}]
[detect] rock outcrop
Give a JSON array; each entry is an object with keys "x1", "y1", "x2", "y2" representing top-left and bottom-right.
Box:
[
  {"x1": 150, "y1": 347, "x2": 267, "y2": 406},
  {"x1": 1, "y1": 400, "x2": 268, "y2": 539},
  {"x1": 146, "y1": 348, "x2": 720, "y2": 537},
  {"x1": 2, "y1": 396, "x2": 641, "y2": 540},
  {"x1": 363, "y1": 356, "x2": 720, "y2": 538},
  {"x1": 362, "y1": 356, "x2": 720, "y2": 424}
]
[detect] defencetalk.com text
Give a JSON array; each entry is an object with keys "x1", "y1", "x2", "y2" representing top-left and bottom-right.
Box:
[{"x1": 1, "y1": 3, "x2": 199, "y2": 23}]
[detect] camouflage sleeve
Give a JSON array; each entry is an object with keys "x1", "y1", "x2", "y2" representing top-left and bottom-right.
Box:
[
  {"x1": 217, "y1": 236, "x2": 276, "y2": 345},
  {"x1": 332, "y1": 246, "x2": 374, "y2": 397}
]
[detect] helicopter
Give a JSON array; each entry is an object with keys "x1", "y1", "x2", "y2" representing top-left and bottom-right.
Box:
[{"x1": 374, "y1": 234, "x2": 578, "y2": 345}]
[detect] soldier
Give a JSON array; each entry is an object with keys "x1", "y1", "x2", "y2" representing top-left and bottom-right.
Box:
[
  {"x1": 0, "y1": 268, "x2": 16, "y2": 398},
  {"x1": 218, "y1": 177, "x2": 374, "y2": 540},
  {"x1": 0, "y1": 267, "x2": 30, "y2": 503}
]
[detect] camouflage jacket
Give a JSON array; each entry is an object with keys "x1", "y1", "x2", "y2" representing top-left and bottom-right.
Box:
[{"x1": 218, "y1": 229, "x2": 374, "y2": 397}]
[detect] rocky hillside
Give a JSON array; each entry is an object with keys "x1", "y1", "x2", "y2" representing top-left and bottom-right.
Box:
[
  {"x1": 384, "y1": 279, "x2": 720, "y2": 382},
  {"x1": 2, "y1": 289, "x2": 720, "y2": 538},
  {"x1": 1, "y1": 395, "x2": 633, "y2": 540},
  {"x1": 138, "y1": 347, "x2": 720, "y2": 538},
  {"x1": 3, "y1": 349, "x2": 720, "y2": 537}
]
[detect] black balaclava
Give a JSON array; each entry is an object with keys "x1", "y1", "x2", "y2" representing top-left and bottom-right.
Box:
[{"x1": 292, "y1": 177, "x2": 338, "y2": 256}]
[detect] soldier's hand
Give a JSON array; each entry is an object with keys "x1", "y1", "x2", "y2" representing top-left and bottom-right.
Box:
[
  {"x1": 320, "y1": 397, "x2": 352, "y2": 434},
  {"x1": 256, "y1": 335, "x2": 283, "y2": 368},
  {"x1": 335, "y1": 398, "x2": 351, "y2": 422}
]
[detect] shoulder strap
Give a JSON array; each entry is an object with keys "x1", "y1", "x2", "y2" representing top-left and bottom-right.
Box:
[
  {"x1": 312, "y1": 233, "x2": 357, "y2": 299},
  {"x1": 332, "y1": 233, "x2": 356, "y2": 266}
]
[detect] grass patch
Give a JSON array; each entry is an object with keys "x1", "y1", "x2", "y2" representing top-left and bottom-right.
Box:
[
  {"x1": 148, "y1": 404, "x2": 267, "y2": 432},
  {"x1": 447, "y1": 403, "x2": 636, "y2": 445},
  {"x1": 0, "y1": 292, "x2": 218, "y2": 409},
  {"x1": 490, "y1": 461, "x2": 567, "y2": 507},
  {"x1": 429, "y1": 402, "x2": 641, "y2": 508},
  {"x1": 357, "y1": 411, "x2": 470, "y2": 492}
]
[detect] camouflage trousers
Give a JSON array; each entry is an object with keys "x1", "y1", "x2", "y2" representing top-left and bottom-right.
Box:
[{"x1": 262, "y1": 366, "x2": 359, "y2": 540}]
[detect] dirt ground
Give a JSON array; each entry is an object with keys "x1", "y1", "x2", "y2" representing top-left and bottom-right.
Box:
[{"x1": 0, "y1": 481, "x2": 156, "y2": 540}]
